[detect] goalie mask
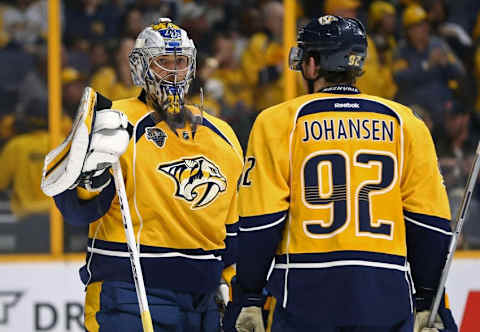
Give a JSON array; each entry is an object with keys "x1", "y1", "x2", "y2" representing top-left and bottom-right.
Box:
[{"x1": 129, "y1": 18, "x2": 196, "y2": 118}]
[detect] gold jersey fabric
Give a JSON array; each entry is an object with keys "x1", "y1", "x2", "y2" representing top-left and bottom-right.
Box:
[
  {"x1": 237, "y1": 86, "x2": 452, "y2": 325},
  {"x1": 54, "y1": 92, "x2": 243, "y2": 292}
]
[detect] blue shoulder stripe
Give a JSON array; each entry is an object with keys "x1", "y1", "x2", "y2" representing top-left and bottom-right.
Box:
[
  {"x1": 135, "y1": 113, "x2": 156, "y2": 142},
  {"x1": 202, "y1": 117, "x2": 232, "y2": 147}
]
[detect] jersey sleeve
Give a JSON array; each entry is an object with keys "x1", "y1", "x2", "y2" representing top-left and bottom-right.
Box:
[
  {"x1": 222, "y1": 129, "x2": 243, "y2": 281},
  {"x1": 237, "y1": 109, "x2": 290, "y2": 295},
  {"x1": 401, "y1": 113, "x2": 453, "y2": 310}
]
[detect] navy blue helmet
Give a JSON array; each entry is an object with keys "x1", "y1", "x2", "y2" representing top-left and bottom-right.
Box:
[{"x1": 289, "y1": 15, "x2": 367, "y2": 73}]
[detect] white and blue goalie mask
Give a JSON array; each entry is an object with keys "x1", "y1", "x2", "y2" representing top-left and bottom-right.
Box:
[{"x1": 129, "y1": 18, "x2": 196, "y2": 115}]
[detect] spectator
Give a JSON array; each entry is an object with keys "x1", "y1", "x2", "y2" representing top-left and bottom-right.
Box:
[
  {"x1": 180, "y1": 2, "x2": 211, "y2": 54},
  {"x1": 368, "y1": 1, "x2": 397, "y2": 65},
  {"x1": 0, "y1": 97, "x2": 50, "y2": 220},
  {"x1": 436, "y1": 101, "x2": 479, "y2": 249},
  {"x1": 367, "y1": 1, "x2": 398, "y2": 99},
  {"x1": 64, "y1": 0, "x2": 122, "y2": 45},
  {"x1": 425, "y1": 0, "x2": 473, "y2": 58},
  {"x1": 137, "y1": 0, "x2": 179, "y2": 26},
  {"x1": 212, "y1": 32, "x2": 253, "y2": 114},
  {"x1": 2, "y1": 0, "x2": 43, "y2": 48},
  {"x1": 325, "y1": 0, "x2": 396, "y2": 99},
  {"x1": 437, "y1": 101, "x2": 475, "y2": 190},
  {"x1": 121, "y1": 5, "x2": 144, "y2": 39},
  {"x1": 0, "y1": 29, "x2": 35, "y2": 93},
  {"x1": 108, "y1": 38, "x2": 141, "y2": 100},
  {"x1": 90, "y1": 37, "x2": 141, "y2": 100},
  {"x1": 0, "y1": 88, "x2": 18, "y2": 148},
  {"x1": 0, "y1": 2, "x2": 11, "y2": 47},
  {"x1": 241, "y1": 1, "x2": 299, "y2": 112},
  {"x1": 18, "y1": 47, "x2": 49, "y2": 112},
  {"x1": 62, "y1": 67, "x2": 87, "y2": 119},
  {"x1": 187, "y1": 55, "x2": 223, "y2": 118},
  {"x1": 393, "y1": 4, "x2": 465, "y2": 129}
]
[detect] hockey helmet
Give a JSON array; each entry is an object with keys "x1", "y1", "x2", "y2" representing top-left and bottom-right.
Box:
[
  {"x1": 129, "y1": 18, "x2": 196, "y2": 115},
  {"x1": 289, "y1": 15, "x2": 367, "y2": 73}
]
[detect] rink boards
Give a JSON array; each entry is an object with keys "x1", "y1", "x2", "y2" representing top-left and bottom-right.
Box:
[{"x1": 0, "y1": 253, "x2": 479, "y2": 331}]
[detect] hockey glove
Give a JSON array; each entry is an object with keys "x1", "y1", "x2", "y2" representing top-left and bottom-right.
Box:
[
  {"x1": 78, "y1": 108, "x2": 129, "y2": 191},
  {"x1": 414, "y1": 308, "x2": 458, "y2": 332},
  {"x1": 41, "y1": 88, "x2": 130, "y2": 196},
  {"x1": 236, "y1": 306, "x2": 265, "y2": 332},
  {"x1": 414, "y1": 310, "x2": 444, "y2": 332}
]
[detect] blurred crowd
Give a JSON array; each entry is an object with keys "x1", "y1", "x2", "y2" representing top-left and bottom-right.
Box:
[{"x1": 0, "y1": 0, "x2": 479, "y2": 252}]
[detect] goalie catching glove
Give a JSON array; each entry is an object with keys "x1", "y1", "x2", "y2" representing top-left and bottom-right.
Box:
[{"x1": 41, "y1": 87, "x2": 130, "y2": 196}]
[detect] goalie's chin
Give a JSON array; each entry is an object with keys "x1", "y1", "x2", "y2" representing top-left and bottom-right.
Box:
[{"x1": 149, "y1": 97, "x2": 201, "y2": 132}]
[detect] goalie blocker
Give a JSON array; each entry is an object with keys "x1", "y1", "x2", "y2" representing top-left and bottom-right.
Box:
[{"x1": 41, "y1": 87, "x2": 131, "y2": 196}]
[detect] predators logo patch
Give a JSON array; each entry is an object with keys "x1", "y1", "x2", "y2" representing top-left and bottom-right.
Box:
[{"x1": 159, "y1": 156, "x2": 227, "y2": 209}]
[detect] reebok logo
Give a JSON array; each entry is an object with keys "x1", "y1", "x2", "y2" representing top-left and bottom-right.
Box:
[{"x1": 334, "y1": 103, "x2": 360, "y2": 109}]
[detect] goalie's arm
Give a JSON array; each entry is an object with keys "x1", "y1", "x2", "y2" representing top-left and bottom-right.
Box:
[
  {"x1": 41, "y1": 88, "x2": 131, "y2": 225},
  {"x1": 53, "y1": 180, "x2": 117, "y2": 225}
]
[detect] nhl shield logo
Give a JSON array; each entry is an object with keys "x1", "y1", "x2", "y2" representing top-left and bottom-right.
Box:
[
  {"x1": 145, "y1": 127, "x2": 167, "y2": 148},
  {"x1": 159, "y1": 156, "x2": 227, "y2": 209}
]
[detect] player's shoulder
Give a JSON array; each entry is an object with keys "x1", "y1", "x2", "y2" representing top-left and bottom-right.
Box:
[
  {"x1": 111, "y1": 95, "x2": 145, "y2": 111},
  {"x1": 360, "y1": 94, "x2": 431, "y2": 143},
  {"x1": 199, "y1": 109, "x2": 243, "y2": 161},
  {"x1": 358, "y1": 93, "x2": 421, "y2": 122},
  {"x1": 257, "y1": 94, "x2": 315, "y2": 125},
  {"x1": 111, "y1": 93, "x2": 149, "y2": 123}
]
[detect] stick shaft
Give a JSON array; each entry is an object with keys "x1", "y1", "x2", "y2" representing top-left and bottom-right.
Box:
[
  {"x1": 112, "y1": 161, "x2": 154, "y2": 332},
  {"x1": 427, "y1": 142, "x2": 480, "y2": 327}
]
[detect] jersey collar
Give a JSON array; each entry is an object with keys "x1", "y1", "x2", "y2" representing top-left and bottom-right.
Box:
[{"x1": 318, "y1": 85, "x2": 360, "y2": 94}]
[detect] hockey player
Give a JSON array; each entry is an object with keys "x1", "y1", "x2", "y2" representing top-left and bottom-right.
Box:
[
  {"x1": 41, "y1": 18, "x2": 243, "y2": 331},
  {"x1": 232, "y1": 16, "x2": 458, "y2": 332}
]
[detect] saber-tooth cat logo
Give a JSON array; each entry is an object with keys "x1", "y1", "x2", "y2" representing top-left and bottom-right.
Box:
[
  {"x1": 159, "y1": 156, "x2": 227, "y2": 208},
  {"x1": 0, "y1": 291, "x2": 23, "y2": 325}
]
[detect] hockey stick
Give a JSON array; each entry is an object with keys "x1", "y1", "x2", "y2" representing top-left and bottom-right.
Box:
[
  {"x1": 112, "y1": 161, "x2": 154, "y2": 332},
  {"x1": 427, "y1": 141, "x2": 480, "y2": 327}
]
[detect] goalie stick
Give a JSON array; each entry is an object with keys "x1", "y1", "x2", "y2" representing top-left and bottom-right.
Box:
[
  {"x1": 112, "y1": 161, "x2": 154, "y2": 332},
  {"x1": 428, "y1": 141, "x2": 480, "y2": 327}
]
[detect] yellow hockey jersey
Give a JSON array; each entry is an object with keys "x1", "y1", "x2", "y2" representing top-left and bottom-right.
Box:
[
  {"x1": 237, "y1": 85, "x2": 453, "y2": 325},
  {"x1": 0, "y1": 130, "x2": 50, "y2": 217},
  {"x1": 54, "y1": 91, "x2": 243, "y2": 292}
]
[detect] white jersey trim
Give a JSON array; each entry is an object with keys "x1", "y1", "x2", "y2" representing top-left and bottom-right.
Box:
[
  {"x1": 274, "y1": 260, "x2": 407, "y2": 272},
  {"x1": 404, "y1": 216, "x2": 453, "y2": 235},
  {"x1": 87, "y1": 246, "x2": 222, "y2": 260},
  {"x1": 239, "y1": 214, "x2": 286, "y2": 232}
]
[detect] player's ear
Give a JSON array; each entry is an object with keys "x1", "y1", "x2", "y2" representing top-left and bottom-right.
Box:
[{"x1": 303, "y1": 56, "x2": 318, "y2": 79}]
